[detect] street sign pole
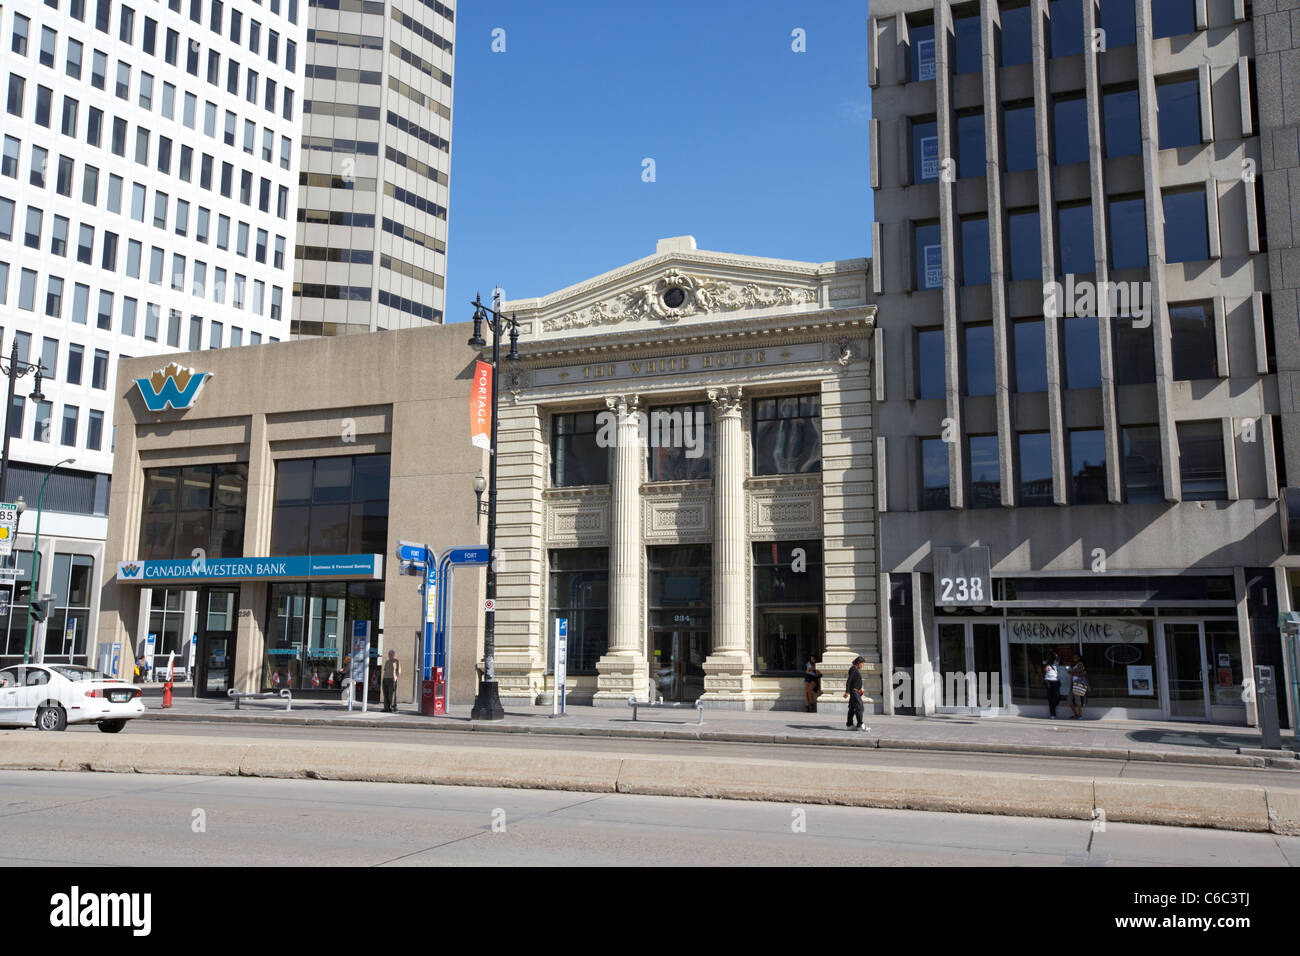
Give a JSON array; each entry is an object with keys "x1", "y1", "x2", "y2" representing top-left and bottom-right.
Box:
[{"x1": 552, "y1": 618, "x2": 568, "y2": 718}]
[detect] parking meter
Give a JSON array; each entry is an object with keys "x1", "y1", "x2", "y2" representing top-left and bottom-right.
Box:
[{"x1": 1256, "y1": 665, "x2": 1281, "y2": 750}]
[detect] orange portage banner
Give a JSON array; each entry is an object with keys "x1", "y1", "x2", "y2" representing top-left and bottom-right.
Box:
[{"x1": 470, "y1": 360, "x2": 492, "y2": 449}]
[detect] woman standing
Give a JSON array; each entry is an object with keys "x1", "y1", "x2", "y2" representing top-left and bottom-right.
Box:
[
  {"x1": 1043, "y1": 652, "x2": 1062, "y2": 718},
  {"x1": 804, "y1": 655, "x2": 822, "y2": 713},
  {"x1": 1069, "y1": 656, "x2": 1090, "y2": 719}
]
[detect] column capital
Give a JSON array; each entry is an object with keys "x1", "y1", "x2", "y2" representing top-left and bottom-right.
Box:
[
  {"x1": 707, "y1": 385, "x2": 744, "y2": 415},
  {"x1": 604, "y1": 393, "x2": 640, "y2": 417}
]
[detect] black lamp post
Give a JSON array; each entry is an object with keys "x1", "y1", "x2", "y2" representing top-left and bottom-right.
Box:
[
  {"x1": 467, "y1": 291, "x2": 519, "y2": 721},
  {"x1": 0, "y1": 340, "x2": 47, "y2": 504}
]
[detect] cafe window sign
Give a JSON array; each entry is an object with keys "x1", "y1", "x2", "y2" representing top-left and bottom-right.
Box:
[{"x1": 1007, "y1": 619, "x2": 1149, "y2": 644}]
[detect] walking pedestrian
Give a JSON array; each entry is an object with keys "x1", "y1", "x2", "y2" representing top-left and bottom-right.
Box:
[
  {"x1": 803, "y1": 654, "x2": 822, "y2": 712},
  {"x1": 1069, "y1": 656, "x2": 1089, "y2": 719},
  {"x1": 842, "y1": 656, "x2": 869, "y2": 731},
  {"x1": 1043, "y1": 652, "x2": 1062, "y2": 718},
  {"x1": 382, "y1": 649, "x2": 401, "y2": 713}
]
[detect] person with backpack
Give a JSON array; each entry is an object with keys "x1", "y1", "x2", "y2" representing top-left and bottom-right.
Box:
[
  {"x1": 842, "y1": 656, "x2": 869, "y2": 731},
  {"x1": 1069, "y1": 656, "x2": 1090, "y2": 719}
]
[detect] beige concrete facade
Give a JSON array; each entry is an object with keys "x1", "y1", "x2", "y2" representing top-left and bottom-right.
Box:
[
  {"x1": 96, "y1": 324, "x2": 487, "y2": 705},
  {"x1": 487, "y1": 238, "x2": 879, "y2": 709}
]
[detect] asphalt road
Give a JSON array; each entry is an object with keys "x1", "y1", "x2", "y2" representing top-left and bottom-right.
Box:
[
  {"x1": 67, "y1": 719, "x2": 1300, "y2": 789},
  {"x1": 2, "y1": 770, "x2": 1296, "y2": 867}
]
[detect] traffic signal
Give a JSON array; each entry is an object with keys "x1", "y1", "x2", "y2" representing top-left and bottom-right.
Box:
[{"x1": 29, "y1": 598, "x2": 51, "y2": 622}]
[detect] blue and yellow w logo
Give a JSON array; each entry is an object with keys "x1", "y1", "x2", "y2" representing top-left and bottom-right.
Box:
[{"x1": 135, "y1": 363, "x2": 211, "y2": 412}]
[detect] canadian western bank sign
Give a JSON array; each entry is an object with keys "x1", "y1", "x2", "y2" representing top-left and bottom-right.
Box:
[
  {"x1": 135, "y1": 363, "x2": 211, "y2": 412},
  {"x1": 116, "y1": 554, "x2": 383, "y2": 584}
]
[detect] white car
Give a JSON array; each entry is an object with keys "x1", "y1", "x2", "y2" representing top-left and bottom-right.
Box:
[{"x1": 0, "y1": 664, "x2": 146, "y2": 732}]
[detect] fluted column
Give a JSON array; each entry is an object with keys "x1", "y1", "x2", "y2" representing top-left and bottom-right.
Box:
[
  {"x1": 594, "y1": 393, "x2": 650, "y2": 704},
  {"x1": 702, "y1": 385, "x2": 753, "y2": 709}
]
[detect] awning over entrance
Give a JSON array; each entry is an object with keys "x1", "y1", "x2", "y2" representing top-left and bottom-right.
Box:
[{"x1": 115, "y1": 554, "x2": 383, "y2": 584}]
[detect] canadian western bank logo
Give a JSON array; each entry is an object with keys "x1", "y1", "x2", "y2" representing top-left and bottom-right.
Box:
[
  {"x1": 135, "y1": 363, "x2": 211, "y2": 412},
  {"x1": 118, "y1": 563, "x2": 142, "y2": 579}
]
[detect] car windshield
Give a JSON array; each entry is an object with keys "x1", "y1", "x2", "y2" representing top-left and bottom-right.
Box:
[{"x1": 50, "y1": 665, "x2": 109, "y2": 682}]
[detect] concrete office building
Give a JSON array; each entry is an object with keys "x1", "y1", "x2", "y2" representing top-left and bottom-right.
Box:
[
  {"x1": 291, "y1": 0, "x2": 454, "y2": 336},
  {"x1": 0, "y1": 0, "x2": 307, "y2": 669},
  {"x1": 867, "y1": 0, "x2": 1296, "y2": 725},
  {"x1": 96, "y1": 323, "x2": 486, "y2": 703}
]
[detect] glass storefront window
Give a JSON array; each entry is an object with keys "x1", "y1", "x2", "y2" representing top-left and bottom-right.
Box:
[
  {"x1": 43, "y1": 553, "x2": 95, "y2": 662},
  {"x1": 753, "y1": 541, "x2": 823, "y2": 674},
  {"x1": 1008, "y1": 617, "x2": 1160, "y2": 710},
  {"x1": 1204, "y1": 621, "x2": 1245, "y2": 709},
  {"x1": 264, "y1": 581, "x2": 384, "y2": 692},
  {"x1": 548, "y1": 548, "x2": 609, "y2": 675},
  {"x1": 147, "y1": 587, "x2": 188, "y2": 662}
]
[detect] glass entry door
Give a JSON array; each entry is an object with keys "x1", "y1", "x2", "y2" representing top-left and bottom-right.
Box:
[
  {"x1": 650, "y1": 629, "x2": 708, "y2": 702},
  {"x1": 936, "y1": 620, "x2": 1004, "y2": 710},
  {"x1": 1164, "y1": 622, "x2": 1210, "y2": 719},
  {"x1": 197, "y1": 588, "x2": 238, "y2": 697}
]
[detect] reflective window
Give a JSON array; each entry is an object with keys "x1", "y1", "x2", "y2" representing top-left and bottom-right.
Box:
[
  {"x1": 1049, "y1": 0, "x2": 1083, "y2": 57},
  {"x1": 964, "y1": 324, "x2": 995, "y2": 396},
  {"x1": 917, "y1": 327, "x2": 946, "y2": 399},
  {"x1": 1000, "y1": 3, "x2": 1032, "y2": 66},
  {"x1": 1063, "y1": 315, "x2": 1101, "y2": 389},
  {"x1": 1152, "y1": 0, "x2": 1196, "y2": 39},
  {"x1": 548, "y1": 549, "x2": 608, "y2": 676},
  {"x1": 1008, "y1": 209, "x2": 1041, "y2": 281},
  {"x1": 1122, "y1": 425, "x2": 1163, "y2": 502},
  {"x1": 1054, "y1": 96, "x2": 1088, "y2": 164},
  {"x1": 1163, "y1": 189, "x2": 1209, "y2": 263},
  {"x1": 1108, "y1": 196, "x2": 1148, "y2": 270},
  {"x1": 1157, "y1": 78, "x2": 1201, "y2": 149},
  {"x1": 1113, "y1": 320, "x2": 1156, "y2": 386},
  {"x1": 1013, "y1": 319, "x2": 1047, "y2": 392},
  {"x1": 915, "y1": 222, "x2": 942, "y2": 290},
  {"x1": 912, "y1": 118, "x2": 938, "y2": 183},
  {"x1": 969, "y1": 435, "x2": 1000, "y2": 508},
  {"x1": 961, "y1": 215, "x2": 990, "y2": 285},
  {"x1": 1098, "y1": 0, "x2": 1136, "y2": 47},
  {"x1": 921, "y1": 438, "x2": 950, "y2": 510},
  {"x1": 1169, "y1": 301, "x2": 1217, "y2": 380},
  {"x1": 646, "y1": 402, "x2": 712, "y2": 481},
  {"x1": 551, "y1": 412, "x2": 610, "y2": 487},
  {"x1": 1177, "y1": 421, "x2": 1226, "y2": 500},
  {"x1": 1068, "y1": 429, "x2": 1107, "y2": 504},
  {"x1": 954, "y1": 15, "x2": 982, "y2": 74},
  {"x1": 753, "y1": 396, "x2": 821, "y2": 475},
  {"x1": 910, "y1": 22, "x2": 937, "y2": 82},
  {"x1": 1103, "y1": 88, "x2": 1140, "y2": 157},
  {"x1": 754, "y1": 542, "x2": 823, "y2": 675},
  {"x1": 957, "y1": 112, "x2": 984, "y2": 178},
  {"x1": 1019, "y1": 432, "x2": 1053, "y2": 505},
  {"x1": 1058, "y1": 202, "x2": 1094, "y2": 275},
  {"x1": 268, "y1": 455, "x2": 389, "y2": 556}
]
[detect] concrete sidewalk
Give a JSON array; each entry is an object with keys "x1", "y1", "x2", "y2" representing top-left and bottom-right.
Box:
[{"x1": 135, "y1": 685, "x2": 1300, "y2": 769}]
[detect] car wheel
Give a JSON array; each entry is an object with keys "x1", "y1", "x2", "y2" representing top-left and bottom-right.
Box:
[
  {"x1": 36, "y1": 705, "x2": 68, "y2": 732},
  {"x1": 97, "y1": 719, "x2": 127, "y2": 733}
]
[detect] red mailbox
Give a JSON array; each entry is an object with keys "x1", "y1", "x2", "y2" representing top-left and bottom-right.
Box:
[{"x1": 421, "y1": 667, "x2": 446, "y2": 716}]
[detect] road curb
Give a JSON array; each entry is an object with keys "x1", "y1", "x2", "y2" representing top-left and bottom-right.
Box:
[
  {"x1": 2, "y1": 731, "x2": 1296, "y2": 833},
  {"x1": 133, "y1": 710, "x2": 1273, "y2": 769}
]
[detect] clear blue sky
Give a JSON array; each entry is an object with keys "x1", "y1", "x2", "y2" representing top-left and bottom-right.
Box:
[{"x1": 444, "y1": 0, "x2": 872, "y2": 321}]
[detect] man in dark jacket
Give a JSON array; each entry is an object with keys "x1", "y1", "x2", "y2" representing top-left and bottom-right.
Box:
[{"x1": 843, "y1": 656, "x2": 869, "y2": 731}]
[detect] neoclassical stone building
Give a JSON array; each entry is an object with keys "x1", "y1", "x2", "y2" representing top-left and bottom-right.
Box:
[{"x1": 488, "y1": 238, "x2": 878, "y2": 709}]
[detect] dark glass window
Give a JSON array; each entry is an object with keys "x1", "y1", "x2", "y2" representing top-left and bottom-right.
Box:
[
  {"x1": 921, "y1": 438, "x2": 950, "y2": 510},
  {"x1": 1177, "y1": 421, "x2": 1226, "y2": 500},
  {"x1": 548, "y1": 549, "x2": 608, "y2": 675},
  {"x1": 1152, "y1": 0, "x2": 1196, "y2": 39},
  {"x1": 1113, "y1": 321, "x2": 1156, "y2": 385},
  {"x1": 1108, "y1": 196, "x2": 1148, "y2": 270},
  {"x1": 1063, "y1": 315, "x2": 1101, "y2": 389},
  {"x1": 1004, "y1": 104, "x2": 1036, "y2": 172},
  {"x1": 754, "y1": 541, "x2": 823, "y2": 675},
  {"x1": 1054, "y1": 96, "x2": 1088, "y2": 164},
  {"x1": 1169, "y1": 301, "x2": 1217, "y2": 380},
  {"x1": 1069, "y1": 429, "x2": 1107, "y2": 504},
  {"x1": 1000, "y1": 3, "x2": 1032, "y2": 66},
  {"x1": 917, "y1": 327, "x2": 946, "y2": 399},
  {"x1": 954, "y1": 15, "x2": 982, "y2": 74},
  {"x1": 753, "y1": 396, "x2": 821, "y2": 475},
  {"x1": 1019, "y1": 432, "x2": 1053, "y2": 505},
  {"x1": 910, "y1": 22, "x2": 937, "y2": 82},
  {"x1": 1103, "y1": 88, "x2": 1140, "y2": 157},
  {"x1": 1049, "y1": 0, "x2": 1083, "y2": 57},
  {"x1": 964, "y1": 324, "x2": 995, "y2": 396},
  {"x1": 1058, "y1": 202, "x2": 1095, "y2": 274},
  {"x1": 646, "y1": 402, "x2": 712, "y2": 481},
  {"x1": 956, "y1": 112, "x2": 984, "y2": 179},
  {"x1": 969, "y1": 434, "x2": 1000, "y2": 508},
  {"x1": 912, "y1": 118, "x2": 938, "y2": 183},
  {"x1": 915, "y1": 222, "x2": 941, "y2": 290},
  {"x1": 1163, "y1": 189, "x2": 1209, "y2": 263},
  {"x1": 1122, "y1": 425, "x2": 1164, "y2": 502},
  {"x1": 1008, "y1": 209, "x2": 1042, "y2": 281},
  {"x1": 139, "y1": 464, "x2": 247, "y2": 559},
  {"x1": 961, "y1": 215, "x2": 990, "y2": 285},
  {"x1": 1013, "y1": 319, "x2": 1047, "y2": 392},
  {"x1": 1098, "y1": 0, "x2": 1136, "y2": 47},
  {"x1": 551, "y1": 411, "x2": 609, "y2": 487},
  {"x1": 1157, "y1": 78, "x2": 1201, "y2": 149},
  {"x1": 269, "y1": 454, "x2": 390, "y2": 556}
]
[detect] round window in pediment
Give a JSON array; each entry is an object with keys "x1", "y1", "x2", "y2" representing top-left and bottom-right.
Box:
[{"x1": 662, "y1": 286, "x2": 687, "y2": 309}]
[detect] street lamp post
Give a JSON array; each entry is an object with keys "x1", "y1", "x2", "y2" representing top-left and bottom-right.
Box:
[
  {"x1": 467, "y1": 289, "x2": 519, "y2": 721},
  {"x1": 22, "y1": 457, "x2": 76, "y2": 664},
  {"x1": 0, "y1": 339, "x2": 47, "y2": 504}
]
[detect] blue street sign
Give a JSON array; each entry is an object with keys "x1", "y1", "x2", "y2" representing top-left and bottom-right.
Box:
[
  {"x1": 397, "y1": 541, "x2": 427, "y2": 564},
  {"x1": 447, "y1": 547, "x2": 490, "y2": 565},
  {"x1": 426, "y1": 562, "x2": 437, "y2": 588}
]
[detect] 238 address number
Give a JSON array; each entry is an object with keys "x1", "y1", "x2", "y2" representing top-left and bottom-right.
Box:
[{"x1": 939, "y1": 576, "x2": 985, "y2": 603}]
